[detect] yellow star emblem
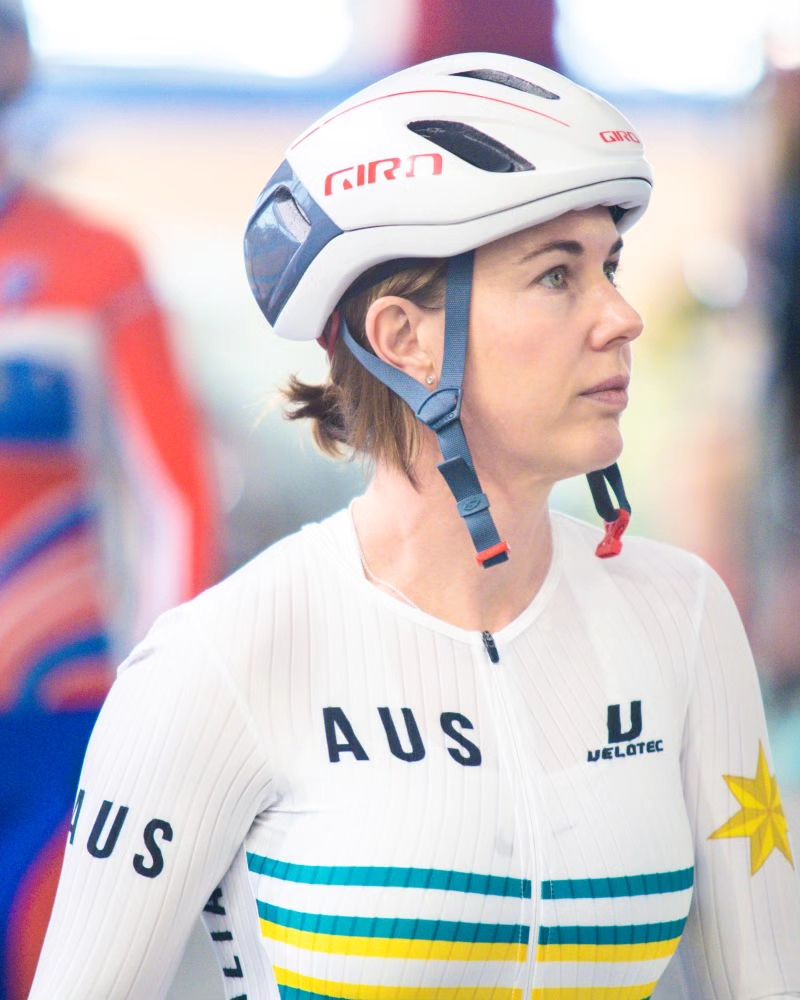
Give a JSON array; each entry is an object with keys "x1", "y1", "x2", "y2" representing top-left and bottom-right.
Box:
[{"x1": 709, "y1": 741, "x2": 795, "y2": 875}]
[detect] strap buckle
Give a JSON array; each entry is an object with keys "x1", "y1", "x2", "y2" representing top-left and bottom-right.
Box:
[
  {"x1": 417, "y1": 388, "x2": 462, "y2": 432},
  {"x1": 476, "y1": 541, "x2": 510, "y2": 567}
]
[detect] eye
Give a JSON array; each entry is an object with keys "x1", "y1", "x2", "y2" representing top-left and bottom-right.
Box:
[
  {"x1": 604, "y1": 259, "x2": 620, "y2": 285},
  {"x1": 538, "y1": 265, "x2": 568, "y2": 289}
]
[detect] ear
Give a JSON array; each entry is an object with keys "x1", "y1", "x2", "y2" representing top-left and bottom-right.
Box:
[{"x1": 364, "y1": 295, "x2": 443, "y2": 386}]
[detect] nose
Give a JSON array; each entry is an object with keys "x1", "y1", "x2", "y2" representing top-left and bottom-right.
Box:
[{"x1": 589, "y1": 283, "x2": 644, "y2": 350}]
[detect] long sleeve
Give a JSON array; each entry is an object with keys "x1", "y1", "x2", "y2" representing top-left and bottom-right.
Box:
[
  {"x1": 29, "y1": 608, "x2": 275, "y2": 999},
  {"x1": 673, "y1": 563, "x2": 800, "y2": 998}
]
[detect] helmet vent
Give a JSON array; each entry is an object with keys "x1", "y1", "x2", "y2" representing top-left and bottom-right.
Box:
[
  {"x1": 451, "y1": 69, "x2": 559, "y2": 100},
  {"x1": 407, "y1": 120, "x2": 534, "y2": 174},
  {"x1": 271, "y1": 188, "x2": 311, "y2": 243}
]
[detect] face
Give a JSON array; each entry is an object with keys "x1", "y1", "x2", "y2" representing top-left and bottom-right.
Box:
[{"x1": 455, "y1": 206, "x2": 643, "y2": 484}]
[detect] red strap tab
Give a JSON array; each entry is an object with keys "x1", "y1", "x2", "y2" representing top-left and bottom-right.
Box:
[
  {"x1": 475, "y1": 540, "x2": 510, "y2": 566},
  {"x1": 595, "y1": 508, "x2": 630, "y2": 559},
  {"x1": 316, "y1": 311, "x2": 341, "y2": 358}
]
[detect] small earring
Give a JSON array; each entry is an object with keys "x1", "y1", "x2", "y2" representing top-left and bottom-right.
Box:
[{"x1": 425, "y1": 374, "x2": 435, "y2": 385}]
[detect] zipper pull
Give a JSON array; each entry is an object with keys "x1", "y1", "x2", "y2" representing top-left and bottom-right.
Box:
[{"x1": 481, "y1": 630, "x2": 500, "y2": 664}]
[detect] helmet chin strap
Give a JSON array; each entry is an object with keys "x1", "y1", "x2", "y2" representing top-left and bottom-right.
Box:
[
  {"x1": 342, "y1": 252, "x2": 509, "y2": 568},
  {"x1": 341, "y1": 251, "x2": 630, "y2": 566},
  {"x1": 586, "y1": 464, "x2": 631, "y2": 558}
]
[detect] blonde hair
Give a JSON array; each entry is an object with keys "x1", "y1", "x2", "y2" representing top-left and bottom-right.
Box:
[{"x1": 282, "y1": 259, "x2": 447, "y2": 481}]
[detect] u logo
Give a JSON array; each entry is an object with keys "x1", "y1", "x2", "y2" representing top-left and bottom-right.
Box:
[{"x1": 607, "y1": 701, "x2": 642, "y2": 743}]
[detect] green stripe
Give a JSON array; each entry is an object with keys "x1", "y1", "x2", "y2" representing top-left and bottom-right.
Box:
[
  {"x1": 538, "y1": 917, "x2": 687, "y2": 946},
  {"x1": 541, "y1": 867, "x2": 694, "y2": 900},
  {"x1": 278, "y1": 987, "x2": 337, "y2": 1000},
  {"x1": 247, "y1": 854, "x2": 531, "y2": 899},
  {"x1": 259, "y1": 901, "x2": 529, "y2": 944}
]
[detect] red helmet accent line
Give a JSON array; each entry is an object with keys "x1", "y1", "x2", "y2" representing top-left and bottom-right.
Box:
[{"x1": 291, "y1": 88, "x2": 571, "y2": 151}]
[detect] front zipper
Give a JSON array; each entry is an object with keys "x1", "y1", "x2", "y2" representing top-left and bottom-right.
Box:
[
  {"x1": 474, "y1": 641, "x2": 540, "y2": 996},
  {"x1": 481, "y1": 630, "x2": 500, "y2": 664}
]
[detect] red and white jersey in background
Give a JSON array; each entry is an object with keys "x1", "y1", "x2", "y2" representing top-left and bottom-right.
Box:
[{"x1": 0, "y1": 180, "x2": 217, "y2": 713}]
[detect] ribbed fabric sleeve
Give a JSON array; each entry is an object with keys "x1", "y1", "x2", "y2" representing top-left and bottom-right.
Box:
[
  {"x1": 29, "y1": 607, "x2": 276, "y2": 999},
  {"x1": 673, "y1": 563, "x2": 800, "y2": 999}
]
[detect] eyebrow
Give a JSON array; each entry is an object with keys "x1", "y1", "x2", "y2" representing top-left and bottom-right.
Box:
[{"x1": 517, "y1": 236, "x2": 624, "y2": 265}]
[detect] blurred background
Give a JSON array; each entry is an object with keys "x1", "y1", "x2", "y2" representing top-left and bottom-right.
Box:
[{"x1": 2, "y1": 0, "x2": 800, "y2": 996}]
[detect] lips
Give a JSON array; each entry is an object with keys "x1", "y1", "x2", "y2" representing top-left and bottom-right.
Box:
[
  {"x1": 582, "y1": 375, "x2": 630, "y2": 394},
  {"x1": 580, "y1": 375, "x2": 630, "y2": 408}
]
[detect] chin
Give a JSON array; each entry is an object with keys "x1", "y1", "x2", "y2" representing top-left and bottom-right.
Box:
[
  {"x1": 580, "y1": 425, "x2": 624, "y2": 475},
  {"x1": 486, "y1": 422, "x2": 624, "y2": 480}
]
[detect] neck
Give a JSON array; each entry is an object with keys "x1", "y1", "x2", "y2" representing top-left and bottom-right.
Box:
[{"x1": 352, "y1": 440, "x2": 555, "y2": 633}]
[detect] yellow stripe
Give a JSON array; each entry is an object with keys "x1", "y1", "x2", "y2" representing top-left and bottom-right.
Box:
[
  {"x1": 532, "y1": 985, "x2": 658, "y2": 1000},
  {"x1": 273, "y1": 966, "x2": 523, "y2": 1000},
  {"x1": 536, "y1": 937, "x2": 680, "y2": 963},
  {"x1": 262, "y1": 920, "x2": 527, "y2": 962}
]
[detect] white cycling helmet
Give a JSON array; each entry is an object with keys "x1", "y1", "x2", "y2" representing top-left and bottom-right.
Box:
[{"x1": 245, "y1": 52, "x2": 653, "y2": 566}]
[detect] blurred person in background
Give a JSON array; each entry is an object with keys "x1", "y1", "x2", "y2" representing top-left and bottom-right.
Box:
[
  {"x1": 31, "y1": 53, "x2": 800, "y2": 1000},
  {"x1": 751, "y1": 67, "x2": 800, "y2": 741},
  {"x1": 0, "y1": 2, "x2": 218, "y2": 996}
]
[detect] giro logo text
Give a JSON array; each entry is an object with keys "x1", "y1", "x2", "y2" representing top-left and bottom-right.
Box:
[
  {"x1": 587, "y1": 700, "x2": 664, "y2": 763},
  {"x1": 324, "y1": 153, "x2": 443, "y2": 196},
  {"x1": 599, "y1": 129, "x2": 641, "y2": 144},
  {"x1": 69, "y1": 788, "x2": 173, "y2": 878}
]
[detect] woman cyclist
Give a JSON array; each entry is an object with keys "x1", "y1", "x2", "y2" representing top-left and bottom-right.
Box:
[{"x1": 31, "y1": 52, "x2": 800, "y2": 1000}]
